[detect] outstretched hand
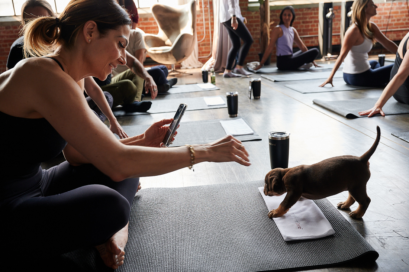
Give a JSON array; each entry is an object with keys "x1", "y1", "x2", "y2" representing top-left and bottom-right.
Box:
[
  {"x1": 144, "y1": 76, "x2": 158, "y2": 99},
  {"x1": 143, "y1": 118, "x2": 178, "y2": 147},
  {"x1": 319, "y1": 77, "x2": 334, "y2": 87},
  {"x1": 358, "y1": 106, "x2": 385, "y2": 117},
  {"x1": 110, "y1": 119, "x2": 128, "y2": 139},
  {"x1": 198, "y1": 135, "x2": 251, "y2": 166}
]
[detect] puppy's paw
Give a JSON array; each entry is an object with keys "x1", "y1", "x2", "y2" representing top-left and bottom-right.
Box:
[
  {"x1": 268, "y1": 209, "x2": 281, "y2": 218},
  {"x1": 349, "y1": 211, "x2": 363, "y2": 220},
  {"x1": 337, "y1": 201, "x2": 350, "y2": 210}
]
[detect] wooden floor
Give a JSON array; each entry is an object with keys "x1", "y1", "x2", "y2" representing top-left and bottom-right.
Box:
[{"x1": 45, "y1": 59, "x2": 409, "y2": 271}]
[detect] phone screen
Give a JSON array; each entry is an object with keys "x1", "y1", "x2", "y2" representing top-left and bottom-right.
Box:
[{"x1": 163, "y1": 103, "x2": 187, "y2": 146}]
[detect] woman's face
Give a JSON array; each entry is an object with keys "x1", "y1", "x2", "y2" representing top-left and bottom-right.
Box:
[
  {"x1": 281, "y1": 9, "x2": 293, "y2": 26},
  {"x1": 365, "y1": 0, "x2": 377, "y2": 18},
  {"x1": 90, "y1": 24, "x2": 131, "y2": 81},
  {"x1": 23, "y1": 6, "x2": 51, "y2": 24}
]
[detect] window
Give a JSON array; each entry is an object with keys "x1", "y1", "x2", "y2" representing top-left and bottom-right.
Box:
[{"x1": 0, "y1": 0, "x2": 180, "y2": 16}]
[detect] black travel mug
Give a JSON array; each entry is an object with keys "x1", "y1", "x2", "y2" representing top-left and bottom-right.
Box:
[
  {"x1": 251, "y1": 78, "x2": 261, "y2": 99},
  {"x1": 226, "y1": 92, "x2": 238, "y2": 117},
  {"x1": 378, "y1": 54, "x2": 385, "y2": 67},
  {"x1": 202, "y1": 70, "x2": 209, "y2": 83},
  {"x1": 268, "y1": 131, "x2": 290, "y2": 169}
]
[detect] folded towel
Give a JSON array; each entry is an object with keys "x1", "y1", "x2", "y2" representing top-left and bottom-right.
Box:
[{"x1": 258, "y1": 187, "x2": 335, "y2": 241}]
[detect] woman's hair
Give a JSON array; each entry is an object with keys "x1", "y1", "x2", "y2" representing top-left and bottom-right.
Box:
[
  {"x1": 21, "y1": 0, "x2": 55, "y2": 25},
  {"x1": 351, "y1": 0, "x2": 375, "y2": 43},
  {"x1": 279, "y1": 6, "x2": 296, "y2": 26},
  {"x1": 23, "y1": 0, "x2": 131, "y2": 58}
]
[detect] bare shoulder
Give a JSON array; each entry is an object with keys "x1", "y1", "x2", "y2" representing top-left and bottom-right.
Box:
[{"x1": 271, "y1": 25, "x2": 282, "y2": 37}]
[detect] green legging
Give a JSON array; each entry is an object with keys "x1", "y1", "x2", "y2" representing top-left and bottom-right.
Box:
[{"x1": 101, "y1": 69, "x2": 144, "y2": 108}]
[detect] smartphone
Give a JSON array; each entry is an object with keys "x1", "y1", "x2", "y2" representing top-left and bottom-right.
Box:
[{"x1": 163, "y1": 103, "x2": 187, "y2": 147}]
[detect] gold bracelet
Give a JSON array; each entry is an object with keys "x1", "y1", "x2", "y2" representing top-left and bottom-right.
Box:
[{"x1": 186, "y1": 145, "x2": 195, "y2": 171}]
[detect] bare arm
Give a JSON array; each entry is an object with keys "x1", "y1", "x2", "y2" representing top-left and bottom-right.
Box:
[
  {"x1": 20, "y1": 60, "x2": 249, "y2": 181},
  {"x1": 293, "y1": 28, "x2": 308, "y2": 52},
  {"x1": 372, "y1": 22, "x2": 398, "y2": 54},
  {"x1": 256, "y1": 26, "x2": 281, "y2": 69},
  {"x1": 125, "y1": 51, "x2": 157, "y2": 99},
  {"x1": 134, "y1": 48, "x2": 147, "y2": 64},
  {"x1": 359, "y1": 42, "x2": 409, "y2": 117},
  {"x1": 319, "y1": 26, "x2": 360, "y2": 87},
  {"x1": 84, "y1": 76, "x2": 128, "y2": 138}
]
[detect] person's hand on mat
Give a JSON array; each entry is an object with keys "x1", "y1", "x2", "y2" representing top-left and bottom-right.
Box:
[
  {"x1": 232, "y1": 17, "x2": 238, "y2": 30},
  {"x1": 110, "y1": 119, "x2": 129, "y2": 139},
  {"x1": 254, "y1": 64, "x2": 263, "y2": 71},
  {"x1": 142, "y1": 118, "x2": 179, "y2": 147},
  {"x1": 312, "y1": 61, "x2": 321, "y2": 68},
  {"x1": 358, "y1": 105, "x2": 385, "y2": 117},
  {"x1": 319, "y1": 78, "x2": 334, "y2": 87},
  {"x1": 195, "y1": 135, "x2": 251, "y2": 166},
  {"x1": 144, "y1": 75, "x2": 158, "y2": 99}
]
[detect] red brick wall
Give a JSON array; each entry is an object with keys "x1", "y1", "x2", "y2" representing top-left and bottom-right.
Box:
[{"x1": 1, "y1": 1, "x2": 409, "y2": 73}]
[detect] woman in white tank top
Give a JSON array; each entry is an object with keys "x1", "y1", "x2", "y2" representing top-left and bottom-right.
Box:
[{"x1": 320, "y1": 0, "x2": 397, "y2": 88}]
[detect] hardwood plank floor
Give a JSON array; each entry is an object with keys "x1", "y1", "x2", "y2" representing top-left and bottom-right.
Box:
[{"x1": 42, "y1": 60, "x2": 409, "y2": 271}]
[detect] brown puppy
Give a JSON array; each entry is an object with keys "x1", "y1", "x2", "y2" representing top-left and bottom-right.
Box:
[{"x1": 264, "y1": 126, "x2": 381, "y2": 219}]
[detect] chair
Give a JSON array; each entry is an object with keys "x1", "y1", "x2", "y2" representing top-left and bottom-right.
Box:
[{"x1": 144, "y1": 0, "x2": 196, "y2": 76}]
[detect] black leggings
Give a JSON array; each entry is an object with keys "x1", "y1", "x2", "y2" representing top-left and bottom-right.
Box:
[
  {"x1": 1, "y1": 162, "x2": 139, "y2": 261},
  {"x1": 222, "y1": 18, "x2": 254, "y2": 70},
  {"x1": 276, "y1": 48, "x2": 319, "y2": 70}
]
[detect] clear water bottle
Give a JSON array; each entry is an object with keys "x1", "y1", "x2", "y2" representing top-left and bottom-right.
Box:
[{"x1": 210, "y1": 68, "x2": 216, "y2": 85}]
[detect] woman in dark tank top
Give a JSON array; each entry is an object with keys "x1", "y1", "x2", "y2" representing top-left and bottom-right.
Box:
[{"x1": 359, "y1": 32, "x2": 409, "y2": 117}]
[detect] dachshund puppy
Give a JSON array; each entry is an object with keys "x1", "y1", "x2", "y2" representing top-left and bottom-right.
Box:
[{"x1": 264, "y1": 126, "x2": 380, "y2": 219}]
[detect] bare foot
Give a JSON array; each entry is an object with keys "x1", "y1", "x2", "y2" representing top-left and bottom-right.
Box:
[{"x1": 96, "y1": 223, "x2": 129, "y2": 269}]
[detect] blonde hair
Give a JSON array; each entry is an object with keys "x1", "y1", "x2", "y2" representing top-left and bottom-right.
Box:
[
  {"x1": 351, "y1": 0, "x2": 375, "y2": 44},
  {"x1": 23, "y1": 0, "x2": 131, "y2": 58}
]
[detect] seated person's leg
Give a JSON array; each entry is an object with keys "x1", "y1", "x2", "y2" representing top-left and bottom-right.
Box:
[
  {"x1": 86, "y1": 92, "x2": 114, "y2": 122},
  {"x1": 369, "y1": 60, "x2": 380, "y2": 69},
  {"x1": 343, "y1": 64, "x2": 393, "y2": 87},
  {"x1": 157, "y1": 65, "x2": 177, "y2": 88},
  {"x1": 148, "y1": 66, "x2": 171, "y2": 94},
  {"x1": 288, "y1": 48, "x2": 319, "y2": 70},
  {"x1": 111, "y1": 69, "x2": 144, "y2": 101}
]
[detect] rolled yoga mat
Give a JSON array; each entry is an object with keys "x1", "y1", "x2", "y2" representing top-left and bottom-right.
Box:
[
  {"x1": 262, "y1": 71, "x2": 343, "y2": 82},
  {"x1": 391, "y1": 132, "x2": 409, "y2": 143},
  {"x1": 113, "y1": 96, "x2": 227, "y2": 116},
  {"x1": 114, "y1": 181, "x2": 378, "y2": 272},
  {"x1": 165, "y1": 83, "x2": 219, "y2": 94},
  {"x1": 118, "y1": 118, "x2": 262, "y2": 146},
  {"x1": 285, "y1": 78, "x2": 374, "y2": 94},
  {"x1": 313, "y1": 97, "x2": 409, "y2": 118}
]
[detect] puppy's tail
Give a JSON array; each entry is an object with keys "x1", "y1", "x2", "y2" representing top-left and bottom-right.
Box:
[{"x1": 360, "y1": 126, "x2": 381, "y2": 163}]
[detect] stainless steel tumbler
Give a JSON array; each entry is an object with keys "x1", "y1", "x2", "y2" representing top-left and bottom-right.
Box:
[{"x1": 268, "y1": 131, "x2": 290, "y2": 169}]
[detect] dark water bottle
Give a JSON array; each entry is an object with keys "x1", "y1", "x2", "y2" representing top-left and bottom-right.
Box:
[
  {"x1": 202, "y1": 70, "x2": 209, "y2": 83},
  {"x1": 268, "y1": 131, "x2": 290, "y2": 169},
  {"x1": 226, "y1": 92, "x2": 238, "y2": 117}
]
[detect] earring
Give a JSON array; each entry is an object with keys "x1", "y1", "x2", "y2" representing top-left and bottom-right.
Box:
[{"x1": 88, "y1": 39, "x2": 91, "y2": 43}]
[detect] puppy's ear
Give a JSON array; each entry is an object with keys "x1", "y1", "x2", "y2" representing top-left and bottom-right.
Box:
[{"x1": 272, "y1": 170, "x2": 286, "y2": 194}]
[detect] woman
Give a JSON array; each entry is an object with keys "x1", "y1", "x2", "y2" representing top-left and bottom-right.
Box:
[
  {"x1": 0, "y1": 0, "x2": 250, "y2": 269},
  {"x1": 255, "y1": 6, "x2": 319, "y2": 71},
  {"x1": 220, "y1": 0, "x2": 254, "y2": 77},
  {"x1": 320, "y1": 0, "x2": 397, "y2": 88},
  {"x1": 359, "y1": 32, "x2": 409, "y2": 117},
  {"x1": 7, "y1": 0, "x2": 128, "y2": 137}
]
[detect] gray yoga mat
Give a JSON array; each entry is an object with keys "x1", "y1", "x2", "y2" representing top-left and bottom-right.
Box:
[
  {"x1": 392, "y1": 132, "x2": 409, "y2": 143},
  {"x1": 113, "y1": 96, "x2": 227, "y2": 116},
  {"x1": 247, "y1": 63, "x2": 338, "y2": 74},
  {"x1": 166, "y1": 83, "x2": 219, "y2": 94},
  {"x1": 262, "y1": 71, "x2": 343, "y2": 82},
  {"x1": 285, "y1": 78, "x2": 373, "y2": 93},
  {"x1": 313, "y1": 97, "x2": 409, "y2": 118},
  {"x1": 119, "y1": 118, "x2": 262, "y2": 145},
  {"x1": 115, "y1": 181, "x2": 378, "y2": 272}
]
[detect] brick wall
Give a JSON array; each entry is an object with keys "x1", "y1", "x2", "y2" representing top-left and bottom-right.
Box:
[{"x1": 1, "y1": 0, "x2": 409, "y2": 74}]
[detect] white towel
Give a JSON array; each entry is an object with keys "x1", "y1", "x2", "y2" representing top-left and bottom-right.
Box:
[
  {"x1": 220, "y1": 119, "x2": 254, "y2": 136},
  {"x1": 203, "y1": 96, "x2": 225, "y2": 106},
  {"x1": 197, "y1": 83, "x2": 217, "y2": 90},
  {"x1": 258, "y1": 187, "x2": 335, "y2": 241}
]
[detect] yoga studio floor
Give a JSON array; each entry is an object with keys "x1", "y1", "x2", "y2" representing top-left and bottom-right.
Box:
[{"x1": 41, "y1": 59, "x2": 409, "y2": 272}]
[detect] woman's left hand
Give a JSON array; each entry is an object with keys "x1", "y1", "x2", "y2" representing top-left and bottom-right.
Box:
[
  {"x1": 110, "y1": 119, "x2": 129, "y2": 139},
  {"x1": 143, "y1": 119, "x2": 178, "y2": 147}
]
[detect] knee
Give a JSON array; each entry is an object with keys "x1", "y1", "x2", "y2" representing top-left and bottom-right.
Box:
[
  {"x1": 246, "y1": 36, "x2": 254, "y2": 46},
  {"x1": 120, "y1": 79, "x2": 138, "y2": 96},
  {"x1": 98, "y1": 187, "x2": 130, "y2": 229}
]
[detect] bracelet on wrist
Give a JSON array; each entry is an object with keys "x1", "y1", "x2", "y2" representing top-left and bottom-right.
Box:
[{"x1": 186, "y1": 145, "x2": 195, "y2": 171}]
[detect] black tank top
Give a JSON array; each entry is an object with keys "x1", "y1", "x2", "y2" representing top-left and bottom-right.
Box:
[{"x1": 0, "y1": 58, "x2": 67, "y2": 201}]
